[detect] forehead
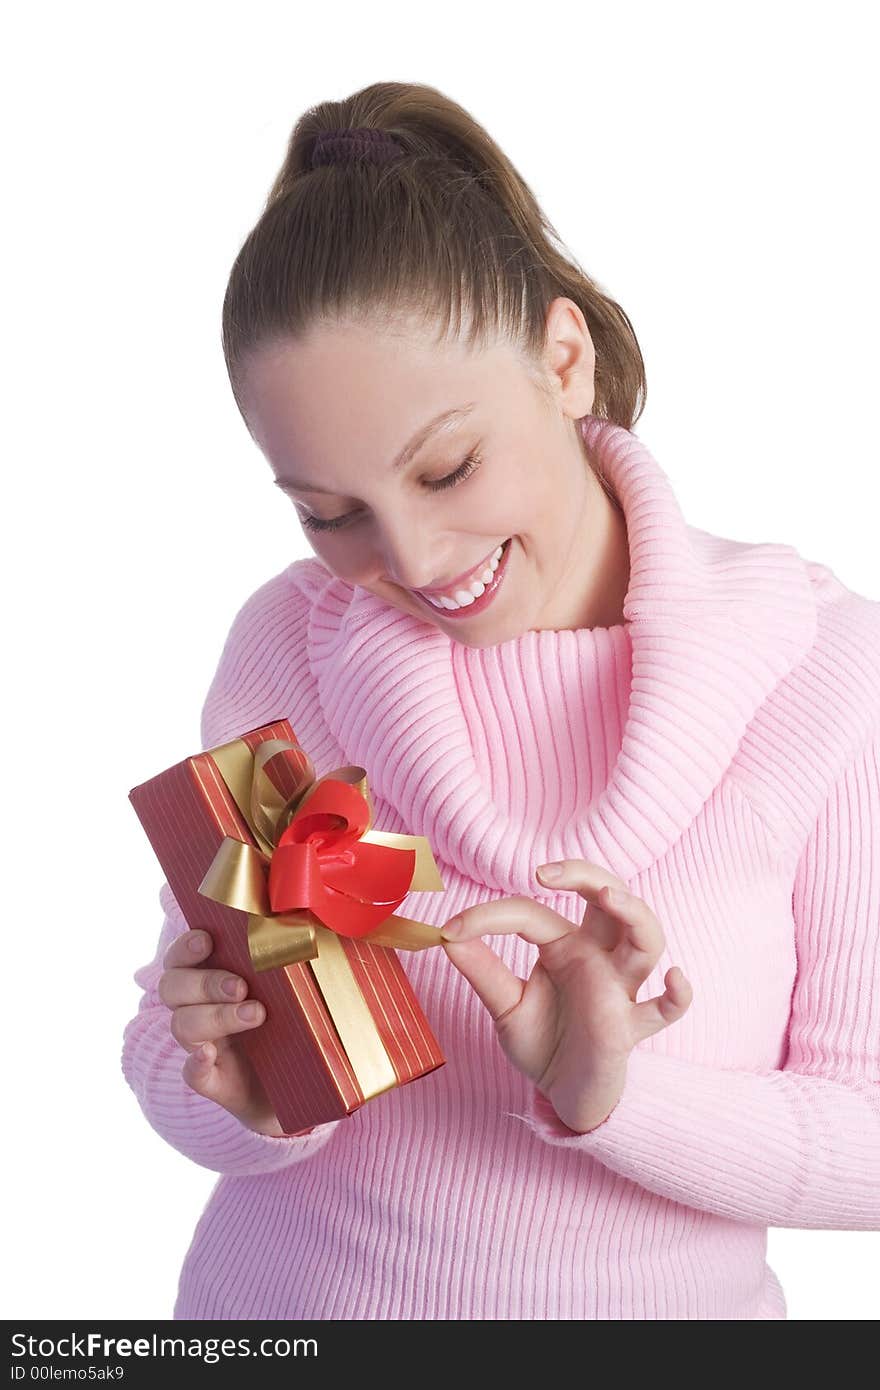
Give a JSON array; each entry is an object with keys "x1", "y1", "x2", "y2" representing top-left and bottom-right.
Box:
[{"x1": 241, "y1": 322, "x2": 520, "y2": 483}]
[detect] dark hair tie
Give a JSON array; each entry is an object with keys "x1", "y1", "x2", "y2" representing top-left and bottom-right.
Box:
[{"x1": 310, "y1": 126, "x2": 406, "y2": 169}]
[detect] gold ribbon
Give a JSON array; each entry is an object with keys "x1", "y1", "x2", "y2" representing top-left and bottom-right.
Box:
[{"x1": 195, "y1": 733, "x2": 446, "y2": 1101}]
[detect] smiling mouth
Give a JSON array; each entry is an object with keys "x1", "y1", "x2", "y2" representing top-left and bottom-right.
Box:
[{"x1": 412, "y1": 537, "x2": 512, "y2": 614}]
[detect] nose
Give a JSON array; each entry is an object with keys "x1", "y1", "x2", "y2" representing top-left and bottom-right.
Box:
[{"x1": 377, "y1": 519, "x2": 449, "y2": 593}]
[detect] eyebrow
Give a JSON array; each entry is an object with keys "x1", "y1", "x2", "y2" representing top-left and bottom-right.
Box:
[{"x1": 273, "y1": 403, "x2": 477, "y2": 495}]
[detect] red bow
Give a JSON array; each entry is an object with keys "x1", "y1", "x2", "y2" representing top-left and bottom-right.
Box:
[{"x1": 267, "y1": 778, "x2": 416, "y2": 939}]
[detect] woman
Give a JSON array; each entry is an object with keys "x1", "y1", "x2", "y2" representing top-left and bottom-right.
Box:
[{"x1": 122, "y1": 81, "x2": 880, "y2": 1320}]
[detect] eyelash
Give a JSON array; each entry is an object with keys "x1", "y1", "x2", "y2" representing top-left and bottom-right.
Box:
[{"x1": 299, "y1": 452, "x2": 483, "y2": 534}]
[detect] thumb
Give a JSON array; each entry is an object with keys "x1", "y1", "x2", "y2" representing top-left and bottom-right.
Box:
[
  {"x1": 181, "y1": 1041, "x2": 224, "y2": 1101},
  {"x1": 631, "y1": 967, "x2": 693, "y2": 1042}
]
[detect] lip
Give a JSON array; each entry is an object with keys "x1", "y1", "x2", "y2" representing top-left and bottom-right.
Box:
[
  {"x1": 416, "y1": 542, "x2": 507, "y2": 596},
  {"x1": 414, "y1": 537, "x2": 512, "y2": 618}
]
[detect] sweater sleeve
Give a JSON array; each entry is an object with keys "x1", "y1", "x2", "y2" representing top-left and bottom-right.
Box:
[
  {"x1": 121, "y1": 563, "x2": 344, "y2": 1176},
  {"x1": 120, "y1": 880, "x2": 342, "y2": 1176},
  {"x1": 515, "y1": 729, "x2": 880, "y2": 1230}
]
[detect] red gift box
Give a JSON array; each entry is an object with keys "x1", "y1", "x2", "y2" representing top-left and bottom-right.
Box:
[{"x1": 128, "y1": 719, "x2": 446, "y2": 1134}]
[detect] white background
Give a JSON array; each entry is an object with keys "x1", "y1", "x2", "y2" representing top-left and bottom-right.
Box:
[{"x1": 4, "y1": 0, "x2": 877, "y2": 1321}]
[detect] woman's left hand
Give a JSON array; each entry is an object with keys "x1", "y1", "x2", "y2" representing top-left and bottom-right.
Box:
[{"x1": 440, "y1": 859, "x2": 693, "y2": 1134}]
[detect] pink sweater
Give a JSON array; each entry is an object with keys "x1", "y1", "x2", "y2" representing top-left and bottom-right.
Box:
[{"x1": 122, "y1": 415, "x2": 880, "y2": 1320}]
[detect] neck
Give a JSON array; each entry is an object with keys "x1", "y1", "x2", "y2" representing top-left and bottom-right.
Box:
[
  {"x1": 579, "y1": 491, "x2": 629, "y2": 629},
  {"x1": 539, "y1": 464, "x2": 630, "y2": 634},
  {"x1": 555, "y1": 422, "x2": 632, "y2": 633}
]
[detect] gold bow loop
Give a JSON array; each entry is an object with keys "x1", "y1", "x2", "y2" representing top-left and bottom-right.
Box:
[{"x1": 197, "y1": 735, "x2": 445, "y2": 972}]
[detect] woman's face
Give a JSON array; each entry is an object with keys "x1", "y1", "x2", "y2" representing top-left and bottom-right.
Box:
[{"x1": 240, "y1": 297, "x2": 630, "y2": 646}]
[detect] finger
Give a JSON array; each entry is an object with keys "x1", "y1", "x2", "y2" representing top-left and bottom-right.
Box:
[
  {"x1": 441, "y1": 895, "x2": 578, "y2": 948},
  {"x1": 536, "y1": 859, "x2": 625, "y2": 897},
  {"x1": 442, "y1": 937, "x2": 526, "y2": 1021},
  {"x1": 602, "y1": 886, "x2": 665, "y2": 989},
  {"x1": 163, "y1": 929, "x2": 213, "y2": 971},
  {"x1": 169, "y1": 999, "x2": 266, "y2": 1053},
  {"x1": 536, "y1": 861, "x2": 630, "y2": 949},
  {"x1": 631, "y1": 966, "x2": 694, "y2": 1042},
  {"x1": 159, "y1": 966, "x2": 248, "y2": 1010},
  {"x1": 181, "y1": 1041, "x2": 224, "y2": 1100}
]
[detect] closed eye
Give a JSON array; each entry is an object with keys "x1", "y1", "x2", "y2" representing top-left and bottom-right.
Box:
[{"x1": 298, "y1": 451, "x2": 483, "y2": 534}]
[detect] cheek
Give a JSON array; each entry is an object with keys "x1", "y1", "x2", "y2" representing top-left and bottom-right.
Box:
[
  {"x1": 492, "y1": 456, "x2": 546, "y2": 517},
  {"x1": 309, "y1": 533, "x2": 374, "y2": 579},
  {"x1": 468, "y1": 473, "x2": 528, "y2": 535},
  {"x1": 531, "y1": 476, "x2": 566, "y2": 527}
]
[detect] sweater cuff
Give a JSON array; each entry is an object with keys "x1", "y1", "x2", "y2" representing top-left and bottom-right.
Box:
[
  {"x1": 141, "y1": 1079, "x2": 341, "y2": 1177},
  {"x1": 517, "y1": 1047, "x2": 659, "y2": 1144}
]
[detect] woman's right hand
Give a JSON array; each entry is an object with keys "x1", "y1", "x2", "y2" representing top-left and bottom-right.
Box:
[{"x1": 158, "y1": 928, "x2": 287, "y2": 1137}]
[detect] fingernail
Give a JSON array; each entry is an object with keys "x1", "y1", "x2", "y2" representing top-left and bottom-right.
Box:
[
  {"x1": 441, "y1": 916, "x2": 463, "y2": 939},
  {"x1": 221, "y1": 976, "x2": 243, "y2": 998},
  {"x1": 237, "y1": 1001, "x2": 262, "y2": 1022},
  {"x1": 537, "y1": 862, "x2": 563, "y2": 882},
  {"x1": 187, "y1": 932, "x2": 206, "y2": 953}
]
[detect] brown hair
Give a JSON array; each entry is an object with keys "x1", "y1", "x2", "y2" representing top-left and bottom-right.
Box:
[{"x1": 221, "y1": 81, "x2": 646, "y2": 434}]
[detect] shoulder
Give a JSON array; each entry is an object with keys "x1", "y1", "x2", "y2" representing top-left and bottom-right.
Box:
[
  {"x1": 734, "y1": 550, "x2": 880, "y2": 851},
  {"x1": 796, "y1": 556, "x2": 880, "y2": 743},
  {"x1": 199, "y1": 557, "x2": 338, "y2": 752}
]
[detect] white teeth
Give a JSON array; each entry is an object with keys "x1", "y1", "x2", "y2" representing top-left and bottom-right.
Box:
[{"x1": 422, "y1": 540, "x2": 509, "y2": 610}]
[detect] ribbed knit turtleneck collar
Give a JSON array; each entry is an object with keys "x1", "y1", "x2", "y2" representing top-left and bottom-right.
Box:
[{"x1": 286, "y1": 415, "x2": 818, "y2": 891}]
